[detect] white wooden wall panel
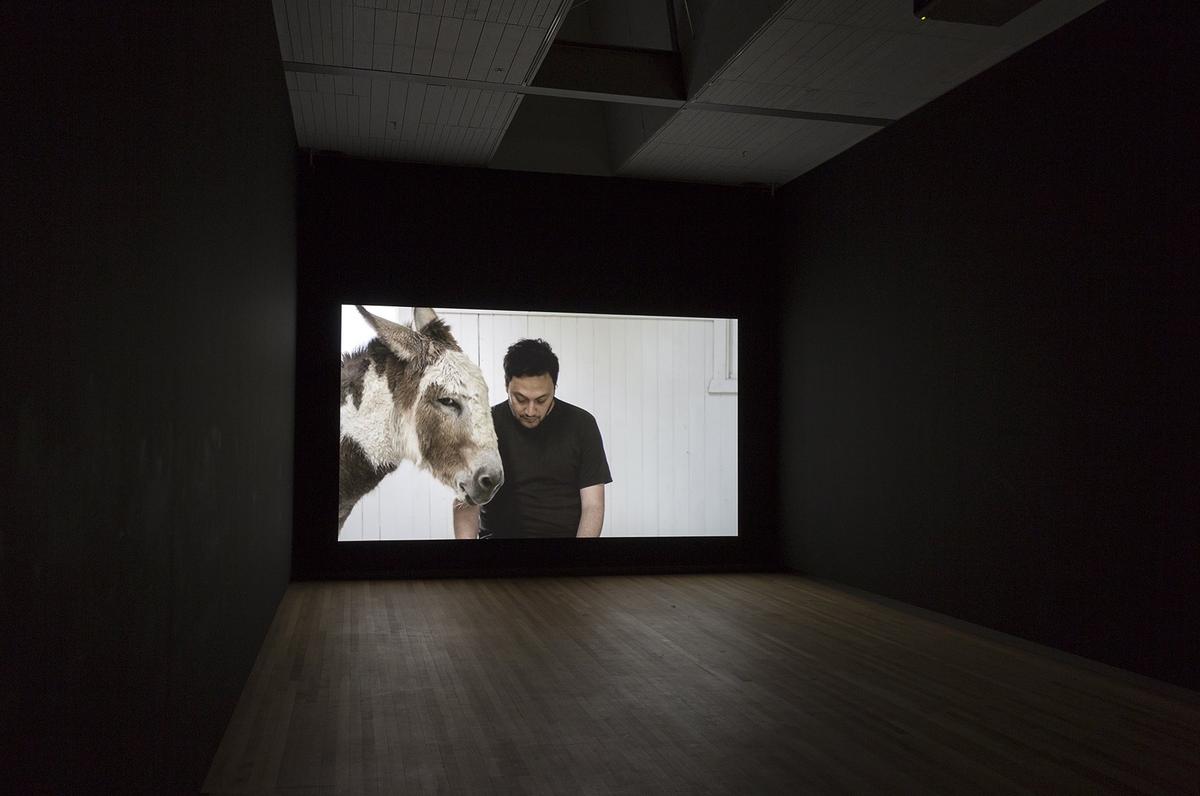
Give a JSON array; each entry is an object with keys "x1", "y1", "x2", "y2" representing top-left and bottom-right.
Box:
[{"x1": 339, "y1": 308, "x2": 738, "y2": 540}]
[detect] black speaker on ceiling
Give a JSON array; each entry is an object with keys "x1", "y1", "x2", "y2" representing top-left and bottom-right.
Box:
[{"x1": 914, "y1": 0, "x2": 1043, "y2": 26}]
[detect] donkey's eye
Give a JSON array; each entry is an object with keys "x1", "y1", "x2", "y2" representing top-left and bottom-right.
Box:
[{"x1": 437, "y1": 397, "x2": 462, "y2": 413}]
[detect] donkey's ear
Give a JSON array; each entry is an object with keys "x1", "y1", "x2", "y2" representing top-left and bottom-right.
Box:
[
  {"x1": 356, "y1": 305, "x2": 422, "y2": 360},
  {"x1": 412, "y1": 307, "x2": 438, "y2": 333}
]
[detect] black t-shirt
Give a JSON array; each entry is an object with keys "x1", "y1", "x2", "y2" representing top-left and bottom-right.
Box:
[{"x1": 481, "y1": 398, "x2": 612, "y2": 538}]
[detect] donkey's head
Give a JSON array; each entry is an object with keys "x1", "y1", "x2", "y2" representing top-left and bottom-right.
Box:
[{"x1": 357, "y1": 306, "x2": 503, "y2": 506}]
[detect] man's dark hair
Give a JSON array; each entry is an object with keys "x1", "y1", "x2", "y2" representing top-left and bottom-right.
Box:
[{"x1": 504, "y1": 338, "x2": 559, "y2": 385}]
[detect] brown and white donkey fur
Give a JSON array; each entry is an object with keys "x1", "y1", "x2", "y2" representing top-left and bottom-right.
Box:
[{"x1": 339, "y1": 306, "x2": 503, "y2": 531}]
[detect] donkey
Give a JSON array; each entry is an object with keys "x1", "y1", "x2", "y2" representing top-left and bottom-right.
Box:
[{"x1": 339, "y1": 306, "x2": 503, "y2": 531}]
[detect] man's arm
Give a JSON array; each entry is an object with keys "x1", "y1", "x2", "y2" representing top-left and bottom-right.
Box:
[
  {"x1": 453, "y1": 502, "x2": 480, "y2": 539},
  {"x1": 576, "y1": 484, "x2": 604, "y2": 538}
]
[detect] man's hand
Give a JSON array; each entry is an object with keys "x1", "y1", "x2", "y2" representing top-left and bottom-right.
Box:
[
  {"x1": 452, "y1": 502, "x2": 481, "y2": 539},
  {"x1": 576, "y1": 484, "x2": 604, "y2": 538}
]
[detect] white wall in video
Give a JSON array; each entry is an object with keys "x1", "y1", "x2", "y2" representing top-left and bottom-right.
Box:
[{"x1": 339, "y1": 305, "x2": 738, "y2": 540}]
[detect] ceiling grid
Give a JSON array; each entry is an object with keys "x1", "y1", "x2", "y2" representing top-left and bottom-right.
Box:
[
  {"x1": 272, "y1": 0, "x2": 1107, "y2": 184},
  {"x1": 618, "y1": 0, "x2": 1103, "y2": 186},
  {"x1": 275, "y1": 0, "x2": 570, "y2": 165}
]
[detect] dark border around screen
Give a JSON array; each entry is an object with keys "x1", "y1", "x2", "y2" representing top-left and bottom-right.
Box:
[{"x1": 292, "y1": 157, "x2": 781, "y2": 579}]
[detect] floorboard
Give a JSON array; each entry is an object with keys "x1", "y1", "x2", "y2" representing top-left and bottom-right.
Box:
[{"x1": 203, "y1": 574, "x2": 1200, "y2": 794}]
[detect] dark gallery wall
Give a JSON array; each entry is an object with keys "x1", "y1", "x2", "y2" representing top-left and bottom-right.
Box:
[
  {"x1": 1, "y1": 3, "x2": 296, "y2": 792},
  {"x1": 295, "y1": 159, "x2": 778, "y2": 578},
  {"x1": 777, "y1": 0, "x2": 1199, "y2": 689}
]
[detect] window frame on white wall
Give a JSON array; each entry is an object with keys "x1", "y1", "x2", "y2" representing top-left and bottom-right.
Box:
[{"x1": 708, "y1": 319, "x2": 738, "y2": 394}]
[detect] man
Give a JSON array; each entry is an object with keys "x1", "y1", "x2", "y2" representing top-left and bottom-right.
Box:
[{"x1": 453, "y1": 338, "x2": 611, "y2": 538}]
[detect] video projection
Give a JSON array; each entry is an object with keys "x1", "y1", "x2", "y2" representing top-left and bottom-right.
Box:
[{"x1": 339, "y1": 305, "x2": 738, "y2": 540}]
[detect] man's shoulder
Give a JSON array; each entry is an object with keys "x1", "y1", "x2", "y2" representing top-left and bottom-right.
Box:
[
  {"x1": 551, "y1": 399, "x2": 597, "y2": 426},
  {"x1": 491, "y1": 402, "x2": 519, "y2": 439},
  {"x1": 490, "y1": 401, "x2": 507, "y2": 426}
]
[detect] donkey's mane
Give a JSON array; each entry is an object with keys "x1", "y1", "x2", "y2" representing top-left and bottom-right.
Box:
[
  {"x1": 340, "y1": 316, "x2": 460, "y2": 367},
  {"x1": 341, "y1": 343, "x2": 370, "y2": 367},
  {"x1": 420, "y1": 318, "x2": 460, "y2": 351}
]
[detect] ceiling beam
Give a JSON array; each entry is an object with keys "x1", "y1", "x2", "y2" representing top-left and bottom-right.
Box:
[
  {"x1": 282, "y1": 56, "x2": 895, "y2": 128},
  {"x1": 687, "y1": 102, "x2": 892, "y2": 128},
  {"x1": 531, "y1": 42, "x2": 685, "y2": 103},
  {"x1": 282, "y1": 58, "x2": 685, "y2": 109}
]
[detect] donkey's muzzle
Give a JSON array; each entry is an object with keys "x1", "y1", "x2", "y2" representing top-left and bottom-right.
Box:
[{"x1": 462, "y1": 459, "x2": 504, "y2": 506}]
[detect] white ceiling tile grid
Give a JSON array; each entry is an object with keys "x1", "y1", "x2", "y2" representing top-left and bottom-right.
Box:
[
  {"x1": 272, "y1": 0, "x2": 1107, "y2": 185},
  {"x1": 273, "y1": 0, "x2": 569, "y2": 165},
  {"x1": 620, "y1": 0, "x2": 1106, "y2": 187}
]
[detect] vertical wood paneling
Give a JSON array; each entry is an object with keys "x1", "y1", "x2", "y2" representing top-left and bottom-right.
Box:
[
  {"x1": 655, "y1": 321, "x2": 672, "y2": 530},
  {"x1": 390, "y1": 460, "x2": 409, "y2": 541},
  {"x1": 592, "y1": 315, "x2": 612, "y2": 531},
  {"x1": 610, "y1": 319, "x2": 629, "y2": 533},
  {"x1": 430, "y1": 475, "x2": 454, "y2": 538},
  {"x1": 374, "y1": 459, "x2": 403, "y2": 540},
  {"x1": 405, "y1": 459, "x2": 423, "y2": 540},
  {"x1": 362, "y1": 480, "x2": 381, "y2": 541},
  {"x1": 640, "y1": 319, "x2": 658, "y2": 534},
  {"x1": 557, "y1": 316, "x2": 573, "y2": 383},
  {"x1": 525, "y1": 313, "x2": 546, "y2": 355},
  {"x1": 687, "y1": 322, "x2": 705, "y2": 533},
  {"x1": 340, "y1": 493, "x2": 363, "y2": 541},
  {"x1": 702, "y1": 320, "x2": 721, "y2": 535},
  {"x1": 672, "y1": 321, "x2": 690, "y2": 532},
  {"x1": 411, "y1": 459, "x2": 431, "y2": 538},
  {"x1": 729, "y1": 320, "x2": 739, "y2": 378},
  {"x1": 719, "y1": 395, "x2": 737, "y2": 534}
]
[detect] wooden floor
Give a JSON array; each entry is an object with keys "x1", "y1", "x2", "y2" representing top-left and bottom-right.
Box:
[{"x1": 204, "y1": 574, "x2": 1200, "y2": 794}]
